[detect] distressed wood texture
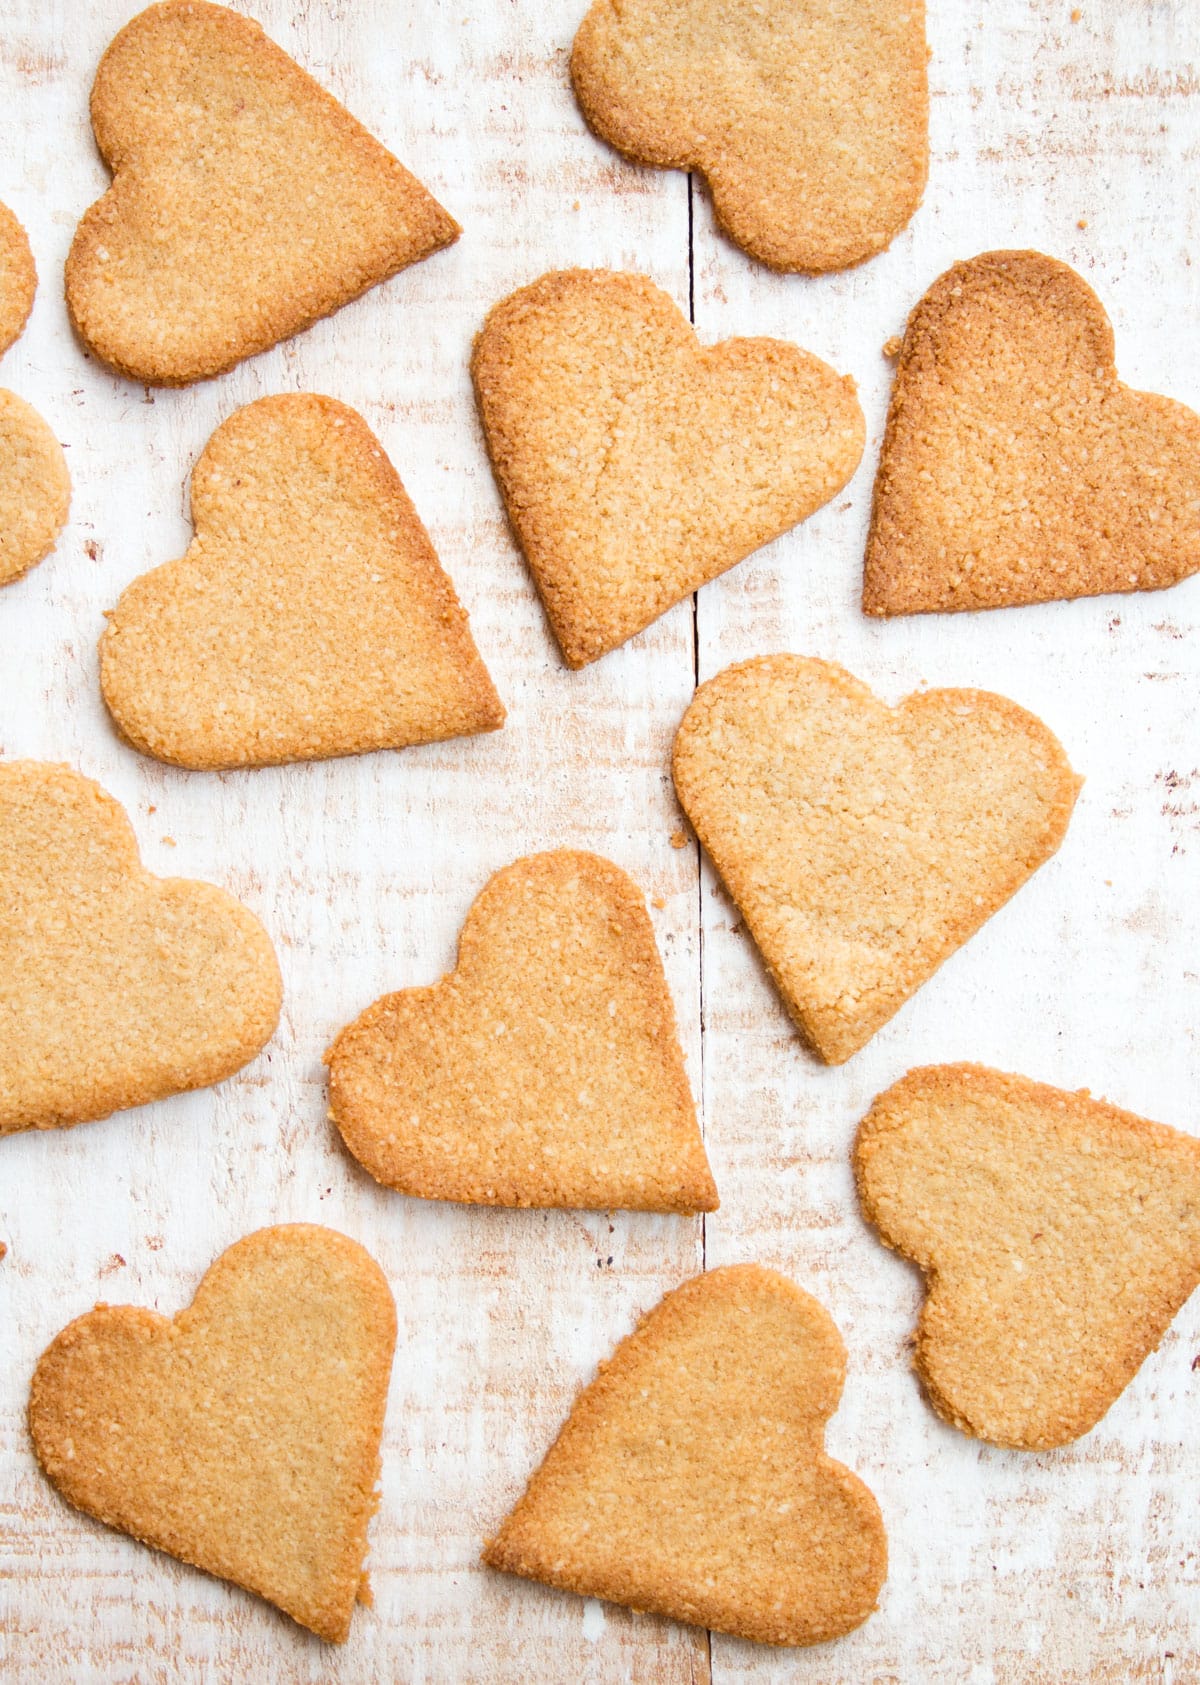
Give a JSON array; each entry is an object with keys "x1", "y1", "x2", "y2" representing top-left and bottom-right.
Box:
[{"x1": 0, "y1": 1, "x2": 1198, "y2": 1681}]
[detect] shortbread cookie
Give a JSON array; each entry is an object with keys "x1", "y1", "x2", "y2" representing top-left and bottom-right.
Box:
[
  {"x1": 672, "y1": 656, "x2": 1079, "y2": 1064},
  {"x1": 855, "y1": 1065, "x2": 1200, "y2": 1448},
  {"x1": 99, "y1": 394, "x2": 503, "y2": 769},
  {"x1": 0, "y1": 201, "x2": 36, "y2": 354},
  {"x1": 864, "y1": 250, "x2": 1200, "y2": 615},
  {"x1": 571, "y1": 0, "x2": 928, "y2": 272},
  {"x1": 30, "y1": 1224, "x2": 396, "y2": 1642},
  {"x1": 0, "y1": 391, "x2": 70, "y2": 586},
  {"x1": 67, "y1": 1, "x2": 460, "y2": 385},
  {"x1": 327, "y1": 851, "x2": 716, "y2": 1211},
  {"x1": 0, "y1": 761, "x2": 281, "y2": 1132},
  {"x1": 472, "y1": 269, "x2": 864, "y2": 666},
  {"x1": 484, "y1": 1265, "x2": 886, "y2": 1645}
]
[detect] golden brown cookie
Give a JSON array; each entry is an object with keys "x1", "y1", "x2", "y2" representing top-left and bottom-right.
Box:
[
  {"x1": 484, "y1": 1264, "x2": 887, "y2": 1645},
  {"x1": 855, "y1": 1064, "x2": 1200, "y2": 1449},
  {"x1": 0, "y1": 390, "x2": 70, "y2": 586},
  {"x1": 863, "y1": 250, "x2": 1200, "y2": 615},
  {"x1": 472, "y1": 269, "x2": 864, "y2": 666},
  {"x1": 0, "y1": 201, "x2": 36, "y2": 354},
  {"x1": 67, "y1": 0, "x2": 460, "y2": 385},
  {"x1": 0, "y1": 761, "x2": 281, "y2": 1133},
  {"x1": 571, "y1": 0, "x2": 928, "y2": 273},
  {"x1": 672, "y1": 655, "x2": 1080, "y2": 1064},
  {"x1": 327, "y1": 850, "x2": 716, "y2": 1211},
  {"x1": 29, "y1": 1224, "x2": 396, "y2": 1642},
  {"x1": 99, "y1": 394, "x2": 503, "y2": 770}
]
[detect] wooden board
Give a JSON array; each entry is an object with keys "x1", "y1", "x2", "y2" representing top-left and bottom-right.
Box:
[{"x1": 1, "y1": 0, "x2": 1198, "y2": 1679}]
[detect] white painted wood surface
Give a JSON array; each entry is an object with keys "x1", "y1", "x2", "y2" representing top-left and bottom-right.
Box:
[{"x1": 1, "y1": 1, "x2": 1198, "y2": 1679}]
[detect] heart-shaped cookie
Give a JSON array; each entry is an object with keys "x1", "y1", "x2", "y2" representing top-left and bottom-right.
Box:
[
  {"x1": 571, "y1": 0, "x2": 928, "y2": 273},
  {"x1": 864, "y1": 250, "x2": 1200, "y2": 615},
  {"x1": 99, "y1": 394, "x2": 504, "y2": 770},
  {"x1": 327, "y1": 850, "x2": 716, "y2": 1212},
  {"x1": 0, "y1": 390, "x2": 70, "y2": 587},
  {"x1": 855, "y1": 1065, "x2": 1200, "y2": 1449},
  {"x1": 471, "y1": 269, "x2": 864, "y2": 666},
  {"x1": 67, "y1": 1, "x2": 459, "y2": 385},
  {"x1": 29, "y1": 1224, "x2": 396, "y2": 1642},
  {"x1": 672, "y1": 656, "x2": 1080, "y2": 1064},
  {"x1": 0, "y1": 200, "x2": 36, "y2": 355},
  {"x1": 484, "y1": 1264, "x2": 887, "y2": 1646},
  {"x1": 0, "y1": 761, "x2": 281, "y2": 1132}
]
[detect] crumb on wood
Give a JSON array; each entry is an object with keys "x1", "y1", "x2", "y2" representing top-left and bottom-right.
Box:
[
  {"x1": 0, "y1": 1241, "x2": 7, "y2": 1262},
  {"x1": 1192, "y1": 1354, "x2": 1200, "y2": 1371},
  {"x1": 883, "y1": 335, "x2": 902, "y2": 358},
  {"x1": 161, "y1": 835, "x2": 176, "y2": 847},
  {"x1": 652, "y1": 894, "x2": 667, "y2": 909},
  {"x1": 669, "y1": 829, "x2": 688, "y2": 849},
  {"x1": 1077, "y1": 217, "x2": 1088, "y2": 229},
  {"x1": 1070, "y1": 6, "x2": 1081, "y2": 18}
]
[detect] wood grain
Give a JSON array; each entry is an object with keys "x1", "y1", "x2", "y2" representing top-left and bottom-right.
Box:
[{"x1": 1, "y1": 0, "x2": 1199, "y2": 1679}]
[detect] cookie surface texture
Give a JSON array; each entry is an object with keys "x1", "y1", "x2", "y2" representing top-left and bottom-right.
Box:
[
  {"x1": 672, "y1": 656, "x2": 1079, "y2": 1063},
  {"x1": 855, "y1": 1064, "x2": 1200, "y2": 1448},
  {"x1": 484, "y1": 1264, "x2": 886, "y2": 1645},
  {"x1": 327, "y1": 850, "x2": 716, "y2": 1211},
  {"x1": 0, "y1": 201, "x2": 36, "y2": 354},
  {"x1": 67, "y1": 0, "x2": 460, "y2": 385},
  {"x1": 472, "y1": 269, "x2": 864, "y2": 666},
  {"x1": 0, "y1": 390, "x2": 70, "y2": 586},
  {"x1": 571, "y1": 0, "x2": 928, "y2": 273},
  {"x1": 0, "y1": 761, "x2": 281, "y2": 1132},
  {"x1": 99, "y1": 393, "x2": 503, "y2": 769},
  {"x1": 29, "y1": 1224, "x2": 396, "y2": 1642},
  {"x1": 864, "y1": 249, "x2": 1200, "y2": 615}
]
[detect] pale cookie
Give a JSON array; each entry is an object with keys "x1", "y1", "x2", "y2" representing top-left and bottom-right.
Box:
[
  {"x1": 99, "y1": 394, "x2": 504, "y2": 770},
  {"x1": 672, "y1": 656, "x2": 1079, "y2": 1064},
  {"x1": 0, "y1": 201, "x2": 36, "y2": 354},
  {"x1": 864, "y1": 249, "x2": 1200, "y2": 615},
  {"x1": 29, "y1": 1224, "x2": 396, "y2": 1642},
  {"x1": 572, "y1": 0, "x2": 928, "y2": 273},
  {"x1": 484, "y1": 1264, "x2": 886, "y2": 1646},
  {"x1": 0, "y1": 390, "x2": 70, "y2": 586},
  {"x1": 855, "y1": 1064, "x2": 1200, "y2": 1449},
  {"x1": 472, "y1": 269, "x2": 864, "y2": 666},
  {"x1": 327, "y1": 851, "x2": 716, "y2": 1212},
  {"x1": 0, "y1": 761, "x2": 281, "y2": 1133},
  {"x1": 67, "y1": 0, "x2": 460, "y2": 385}
]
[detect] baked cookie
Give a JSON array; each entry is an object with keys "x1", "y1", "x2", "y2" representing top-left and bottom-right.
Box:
[
  {"x1": 571, "y1": 0, "x2": 928, "y2": 273},
  {"x1": 99, "y1": 394, "x2": 503, "y2": 770},
  {"x1": 672, "y1": 656, "x2": 1079, "y2": 1064},
  {"x1": 484, "y1": 1264, "x2": 886, "y2": 1645},
  {"x1": 864, "y1": 250, "x2": 1200, "y2": 615},
  {"x1": 67, "y1": 0, "x2": 460, "y2": 385},
  {"x1": 0, "y1": 201, "x2": 36, "y2": 354},
  {"x1": 29, "y1": 1224, "x2": 396, "y2": 1642},
  {"x1": 472, "y1": 269, "x2": 864, "y2": 666},
  {"x1": 0, "y1": 390, "x2": 70, "y2": 586},
  {"x1": 0, "y1": 761, "x2": 281, "y2": 1133},
  {"x1": 327, "y1": 851, "x2": 716, "y2": 1211},
  {"x1": 855, "y1": 1064, "x2": 1200, "y2": 1449}
]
